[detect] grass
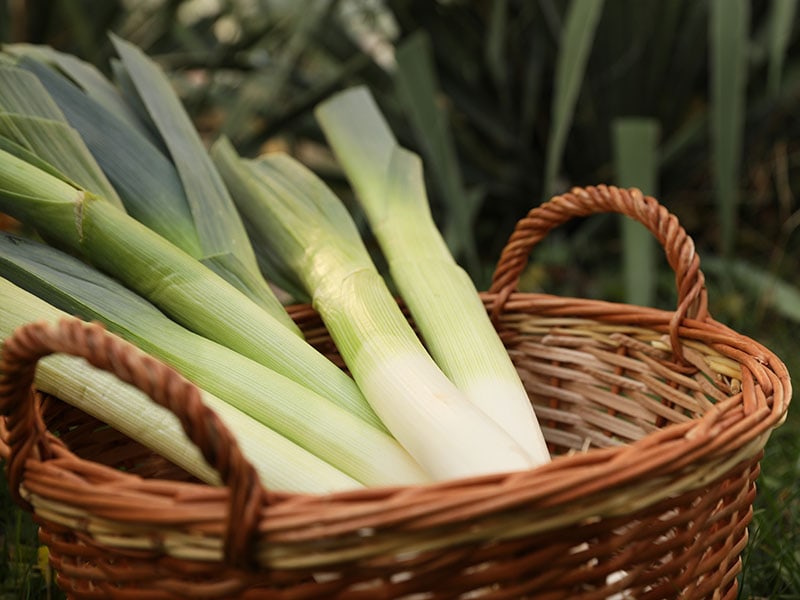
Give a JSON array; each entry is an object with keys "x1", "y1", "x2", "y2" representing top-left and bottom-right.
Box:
[
  {"x1": 741, "y1": 408, "x2": 800, "y2": 598},
  {"x1": 0, "y1": 478, "x2": 56, "y2": 600},
  {"x1": 737, "y1": 323, "x2": 800, "y2": 599}
]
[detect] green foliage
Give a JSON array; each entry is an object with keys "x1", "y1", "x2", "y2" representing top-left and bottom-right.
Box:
[
  {"x1": 6, "y1": 1, "x2": 797, "y2": 289},
  {"x1": 612, "y1": 118, "x2": 660, "y2": 306},
  {"x1": 544, "y1": 0, "x2": 605, "y2": 200},
  {"x1": 710, "y1": 0, "x2": 749, "y2": 258},
  {"x1": 767, "y1": 0, "x2": 798, "y2": 96},
  {"x1": 739, "y1": 371, "x2": 800, "y2": 599},
  {"x1": 395, "y1": 31, "x2": 481, "y2": 271},
  {"x1": 0, "y1": 470, "x2": 60, "y2": 599}
]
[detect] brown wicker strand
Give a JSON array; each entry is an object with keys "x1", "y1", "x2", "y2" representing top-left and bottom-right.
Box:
[
  {"x1": 0, "y1": 318, "x2": 264, "y2": 569},
  {"x1": 0, "y1": 322, "x2": 69, "y2": 500}
]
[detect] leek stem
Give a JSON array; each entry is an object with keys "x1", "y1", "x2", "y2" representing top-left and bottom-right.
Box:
[
  {"x1": 0, "y1": 278, "x2": 364, "y2": 493},
  {"x1": 316, "y1": 87, "x2": 550, "y2": 465},
  {"x1": 0, "y1": 148, "x2": 383, "y2": 432},
  {"x1": 213, "y1": 144, "x2": 537, "y2": 481}
]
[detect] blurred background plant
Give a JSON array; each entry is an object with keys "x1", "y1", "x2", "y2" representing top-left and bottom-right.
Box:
[{"x1": 0, "y1": 0, "x2": 798, "y2": 598}]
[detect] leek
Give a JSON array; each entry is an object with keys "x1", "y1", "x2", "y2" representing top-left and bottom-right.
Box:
[
  {"x1": 0, "y1": 147, "x2": 384, "y2": 432},
  {"x1": 1, "y1": 50, "x2": 299, "y2": 331},
  {"x1": 2, "y1": 61, "x2": 203, "y2": 257},
  {"x1": 0, "y1": 233, "x2": 427, "y2": 487},
  {"x1": 0, "y1": 277, "x2": 364, "y2": 494},
  {"x1": 212, "y1": 141, "x2": 536, "y2": 481},
  {"x1": 0, "y1": 65, "x2": 124, "y2": 208},
  {"x1": 110, "y1": 35, "x2": 298, "y2": 324},
  {"x1": 2, "y1": 43, "x2": 150, "y2": 139},
  {"x1": 316, "y1": 87, "x2": 550, "y2": 465}
]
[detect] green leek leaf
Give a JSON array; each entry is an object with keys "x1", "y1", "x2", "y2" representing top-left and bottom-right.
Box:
[
  {"x1": 0, "y1": 65, "x2": 123, "y2": 208},
  {"x1": 109, "y1": 34, "x2": 298, "y2": 330},
  {"x1": 3, "y1": 43, "x2": 153, "y2": 140}
]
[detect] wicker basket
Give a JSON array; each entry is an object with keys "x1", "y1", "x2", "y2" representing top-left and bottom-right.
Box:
[{"x1": 0, "y1": 185, "x2": 791, "y2": 599}]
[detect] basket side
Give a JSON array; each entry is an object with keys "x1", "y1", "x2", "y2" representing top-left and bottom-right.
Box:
[{"x1": 1, "y1": 298, "x2": 789, "y2": 600}]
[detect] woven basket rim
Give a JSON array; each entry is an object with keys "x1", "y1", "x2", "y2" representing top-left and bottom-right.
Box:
[
  {"x1": 1, "y1": 290, "x2": 789, "y2": 509},
  {"x1": 0, "y1": 292, "x2": 789, "y2": 582}
]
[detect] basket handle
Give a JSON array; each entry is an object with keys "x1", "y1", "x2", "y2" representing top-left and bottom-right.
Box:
[
  {"x1": 488, "y1": 185, "x2": 709, "y2": 361},
  {"x1": 0, "y1": 317, "x2": 262, "y2": 569}
]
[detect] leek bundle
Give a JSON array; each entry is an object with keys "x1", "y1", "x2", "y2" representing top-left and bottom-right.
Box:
[
  {"x1": 0, "y1": 38, "x2": 552, "y2": 489},
  {"x1": 316, "y1": 87, "x2": 550, "y2": 466},
  {"x1": 0, "y1": 233, "x2": 427, "y2": 487},
  {"x1": 2, "y1": 41, "x2": 301, "y2": 331},
  {"x1": 0, "y1": 278, "x2": 364, "y2": 494},
  {"x1": 213, "y1": 141, "x2": 536, "y2": 481},
  {"x1": 0, "y1": 144, "x2": 381, "y2": 431}
]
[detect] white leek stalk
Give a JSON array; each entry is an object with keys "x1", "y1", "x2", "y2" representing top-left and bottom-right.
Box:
[
  {"x1": 0, "y1": 233, "x2": 428, "y2": 487},
  {"x1": 0, "y1": 278, "x2": 363, "y2": 493},
  {"x1": 213, "y1": 141, "x2": 536, "y2": 481},
  {"x1": 316, "y1": 87, "x2": 550, "y2": 465}
]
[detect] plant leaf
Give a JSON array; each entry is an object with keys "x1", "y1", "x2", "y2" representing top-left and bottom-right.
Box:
[
  {"x1": 0, "y1": 64, "x2": 64, "y2": 120},
  {"x1": 0, "y1": 135, "x2": 83, "y2": 188},
  {"x1": 767, "y1": 0, "x2": 798, "y2": 95},
  {"x1": 0, "y1": 114, "x2": 123, "y2": 206},
  {"x1": 543, "y1": 0, "x2": 605, "y2": 199},
  {"x1": 485, "y1": 0, "x2": 510, "y2": 104},
  {"x1": 0, "y1": 65, "x2": 123, "y2": 207},
  {"x1": 612, "y1": 117, "x2": 660, "y2": 307},
  {"x1": 110, "y1": 35, "x2": 298, "y2": 329},
  {"x1": 710, "y1": 0, "x2": 749, "y2": 257},
  {"x1": 110, "y1": 34, "x2": 250, "y2": 260},
  {"x1": 394, "y1": 31, "x2": 481, "y2": 273},
  {"x1": 18, "y1": 57, "x2": 202, "y2": 256},
  {"x1": 704, "y1": 256, "x2": 800, "y2": 323},
  {"x1": 210, "y1": 137, "x2": 311, "y2": 302},
  {"x1": 3, "y1": 43, "x2": 152, "y2": 140}
]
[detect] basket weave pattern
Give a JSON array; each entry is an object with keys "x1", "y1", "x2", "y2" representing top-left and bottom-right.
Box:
[{"x1": 0, "y1": 185, "x2": 791, "y2": 599}]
